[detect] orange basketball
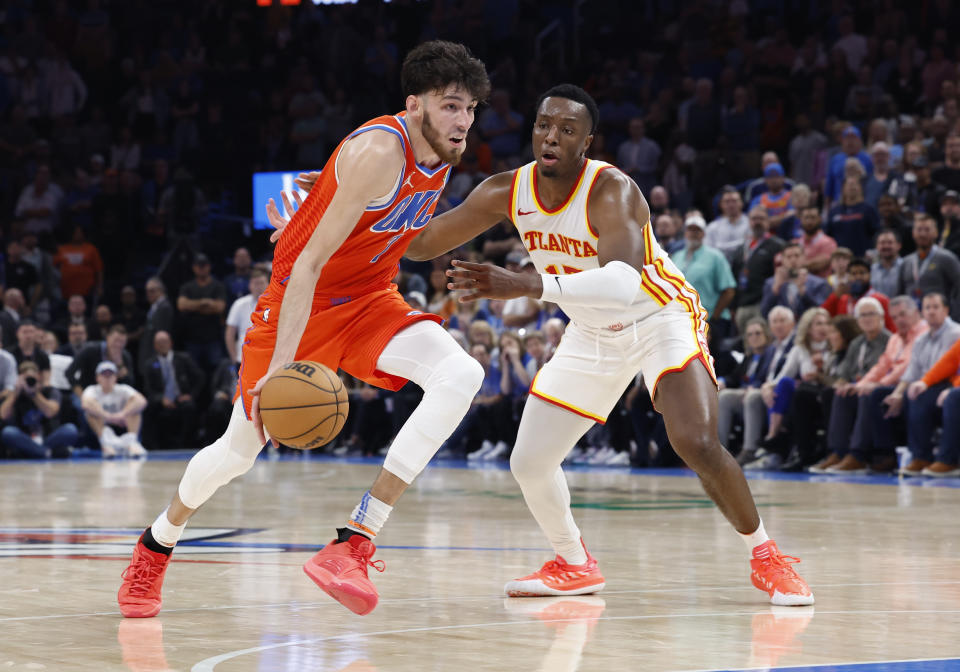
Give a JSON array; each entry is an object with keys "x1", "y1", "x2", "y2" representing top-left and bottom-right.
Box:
[{"x1": 259, "y1": 361, "x2": 349, "y2": 449}]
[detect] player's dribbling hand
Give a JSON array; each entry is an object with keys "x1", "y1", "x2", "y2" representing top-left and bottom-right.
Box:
[
  {"x1": 248, "y1": 374, "x2": 274, "y2": 448},
  {"x1": 446, "y1": 259, "x2": 542, "y2": 302}
]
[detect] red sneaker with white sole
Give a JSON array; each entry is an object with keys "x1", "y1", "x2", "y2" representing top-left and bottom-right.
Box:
[
  {"x1": 750, "y1": 540, "x2": 815, "y2": 606},
  {"x1": 505, "y1": 544, "x2": 605, "y2": 597},
  {"x1": 118, "y1": 533, "x2": 173, "y2": 618},
  {"x1": 303, "y1": 535, "x2": 385, "y2": 615}
]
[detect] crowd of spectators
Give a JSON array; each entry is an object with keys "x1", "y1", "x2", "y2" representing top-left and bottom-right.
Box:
[{"x1": 2, "y1": 1, "x2": 960, "y2": 475}]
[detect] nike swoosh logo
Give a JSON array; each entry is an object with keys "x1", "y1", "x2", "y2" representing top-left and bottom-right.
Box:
[
  {"x1": 554, "y1": 276, "x2": 562, "y2": 294},
  {"x1": 517, "y1": 209, "x2": 536, "y2": 216}
]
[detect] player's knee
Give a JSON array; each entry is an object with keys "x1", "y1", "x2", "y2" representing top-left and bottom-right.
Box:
[
  {"x1": 455, "y1": 353, "x2": 485, "y2": 396},
  {"x1": 427, "y1": 350, "x2": 484, "y2": 399},
  {"x1": 672, "y1": 425, "x2": 719, "y2": 463},
  {"x1": 509, "y1": 446, "x2": 538, "y2": 483}
]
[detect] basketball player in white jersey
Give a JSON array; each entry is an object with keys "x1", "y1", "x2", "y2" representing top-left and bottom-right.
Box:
[{"x1": 272, "y1": 85, "x2": 813, "y2": 606}]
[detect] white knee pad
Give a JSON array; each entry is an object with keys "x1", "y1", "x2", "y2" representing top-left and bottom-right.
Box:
[
  {"x1": 178, "y1": 400, "x2": 264, "y2": 510},
  {"x1": 382, "y1": 350, "x2": 483, "y2": 483}
]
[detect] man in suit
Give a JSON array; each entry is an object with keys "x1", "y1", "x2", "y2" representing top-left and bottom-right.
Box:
[
  {"x1": 139, "y1": 277, "x2": 174, "y2": 374},
  {"x1": 0, "y1": 288, "x2": 25, "y2": 349},
  {"x1": 732, "y1": 207, "x2": 785, "y2": 336},
  {"x1": 142, "y1": 330, "x2": 205, "y2": 449}
]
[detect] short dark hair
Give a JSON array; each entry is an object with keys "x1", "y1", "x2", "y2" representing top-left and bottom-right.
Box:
[
  {"x1": 250, "y1": 267, "x2": 270, "y2": 281},
  {"x1": 401, "y1": 40, "x2": 490, "y2": 102},
  {"x1": 876, "y1": 227, "x2": 901, "y2": 244},
  {"x1": 535, "y1": 84, "x2": 600, "y2": 134},
  {"x1": 848, "y1": 257, "x2": 870, "y2": 273},
  {"x1": 922, "y1": 291, "x2": 948, "y2": 308},
  {"x1": 782, "y1": 241, "x2": 802, "y2": 254},
  {"x1": 106, "y1": 324, "x2": 127, "y2": 337}
]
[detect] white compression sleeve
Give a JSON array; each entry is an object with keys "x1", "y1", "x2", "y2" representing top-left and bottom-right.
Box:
[{"x1": 538, "y1": 260, "x2": 642, "y2": 309}]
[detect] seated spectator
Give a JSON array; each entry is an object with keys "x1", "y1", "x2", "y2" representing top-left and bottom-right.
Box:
[
  {"x1": 749, "y1": 163, "x2": 794, "y2": 236},
  {"x1": 87, "y1": 304, "x2": 113, "y2": 342},
  {"x1": 822, "y1": 257, "x2": 896, "y2": 331},
  {"x1": 654, "y1": 213, "x2": 685, "y2": 255},
  {"x1": 467, "y1": 320, "x2": 496, "y2": 353},
  {"x1": 938, "y1": 189, "x2": 960, "y2": 258},
  {"x1": 896, "y1": 213, "x2": 960, "y2": 315},
  {"x1": 142, "y1": 331, "x2": 205, "y2": 449},
  {"x1": 445, "y1": 343, "x2": 508, "y2": 460},
  {"x1": 870, "y1": 229, "x2": 904, "y2": 299},
  {"x1": 733, "y1": 307, "x2": 796, "y2": 465},
  {"x1": 745, "y1": 307, "x2": 830, "y2": 470},
  {"x1": 522, "y1": 330, "x2": 548, "y2": 379},
  {"x1": 784, "y1": 314, "x2": 862, "y2": 471},
  {"x1": 0, "y1": 289, "x2": 25, "y2": 348},
  {"x1": 502, "y1": 257, "x2": 544, "y2": 330},
  {"x1": 877, "y1": 194, "x2": 913, "y2": 255},
  {"x1": 616, "y1": 117, "x2": 661, "y2": 195},
  {"x1": 225, "y1": 268, "x2": 269, "y2": 364},
  {"x1": 543, "y1": 317, "x2": 566, "y2": 359},
  {"x1": 177, "y1": 253, "x2": 227, "y2": 374},
  {"x1": 743, "y1": 152, "x2": 795, "y2": 204},
  {"x1": 717, "y1": 317, "x2": 773, "y2": 448},
  {"x1": 831, "y1": 293, "x2": 959, "y2": 473},
  {"x1": 57, "y1": 323, "x2": 88, "y2": 358},
  {"x1": 9, "y1": 320, "x2": 51, "y2": 385},
  {"x1": 827, "y1": 247, "x2": 853, "y2": 289},
  {"x1": 497, "y1": 330, "x2": 529, "y2": 446},
  {"x1": 761, "y1": 242, "x2": 832, "y2": 319},
  {"x1": 777, "y1": 183, "x2": 812, "y2": 241},
  {"x1": 705, "y1": 186, "x2": 749, "y2": 264},
  {"x1": 647, "y1": 185, "x2": 670, "y2": 219},
  {"x1": 0, "y1": 361, "x2": 78, "y2": 459},
  {"x1": 427, "y1": 267, "x2": 456, "y2": 320},
  {"x1": 796, "y1": 205, "x2": 837, "y2": 278},
  {"x1": 812, "y1": 296, "x2": 922, "y2": 472},
  {"x1": 825, "y1": 177, "x2": 879, "y2": 256},
  {"x1": 909, "y1": 335, "x2": 960, "y2": 476},
  {"x1": 81, "y1": 360, "x2": 147, "y2": 458},
  {"x1": 206, "y1": 358, "x2": 238, "y2": 440},
  {"x1": 52, "y1": 294, "x2": 89, "y2": 342},
  {"x1": 65, "y1": 324, "x2": 135, "y2": 396},
  {"x1": 733, "y1": 207, "x2": 785, "y2": 334},
  {"x1": 671, "y1": 214, "x2": 736, "y2": 338},
  {"x1": 932, "y1": 134, "x2": 960, "y2": 192}
]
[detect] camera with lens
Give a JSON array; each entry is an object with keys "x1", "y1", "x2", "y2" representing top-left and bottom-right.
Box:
[{"x1": 24, "y1": 376, "x2": 37, "y2": 388}]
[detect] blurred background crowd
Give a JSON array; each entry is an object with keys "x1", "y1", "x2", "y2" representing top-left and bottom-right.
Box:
[{"x1": 1, "y1": 0, "x2": 960, "y2": 476}]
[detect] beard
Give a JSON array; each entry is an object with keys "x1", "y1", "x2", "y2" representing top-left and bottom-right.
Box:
[{"x1": 421, "y1": 110, "x2": 462, "y2": 166}]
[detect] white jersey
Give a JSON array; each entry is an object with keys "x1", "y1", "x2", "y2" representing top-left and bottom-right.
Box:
[
  {"x1": 82, "y1": 383, "x2": 138, "y2": 415},
  {"x1": 508, "y1": 159, "x2": 700, "y2": 330}
]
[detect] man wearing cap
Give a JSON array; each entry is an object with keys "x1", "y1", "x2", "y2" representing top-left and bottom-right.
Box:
[
  {"x1": 825, "y1": 125, "x2": 873, "y2": 211},
  {"x1": 177, "y1": 253, "x2": 227, "y2": 374},
  {"x1": 748, "y1": 163, "x2": 794, "y2": 234},
  {"x1": 0, "y1": 360, "x2": 78, "y2": 459},
  {"x1": 825, "y1": 177, "x2": 879, "y2": 257},
  {"x1": 939, "y1": 190, "x2": 960, "y2": 257},
  {"x1": 742, "y1": 152, "x2": 796, "y2": 205},
  {"x1": 672, "y1": 215, "x2": 736, "y2": 330},
  {"x1": 81, "y1": 360, "x2": 147, "y2": 458}
]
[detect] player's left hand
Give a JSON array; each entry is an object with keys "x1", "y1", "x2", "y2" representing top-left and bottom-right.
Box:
[
  {"x1": 446, "y1": 259, "x2": 542, "y2": 302},
  {"x1": 248, "y1": 374, "x2": 275, "y2": 448}
]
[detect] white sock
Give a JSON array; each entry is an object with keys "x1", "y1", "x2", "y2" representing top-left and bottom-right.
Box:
[
  {"x1": 558, "y1": 539, "x2": 588, "y2": 566},
  {"x1": 151, "y1": 508, "x2": 186, "y2": 548},
  {"x1": 739, "y1": 518, "x2": 771, "y2": 557},
  {"x1": 346, "y1": 491, "x2": 393, "y2": 539}
]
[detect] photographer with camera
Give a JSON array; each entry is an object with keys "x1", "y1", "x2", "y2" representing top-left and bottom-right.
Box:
[
  {"x1": 761, "y1": 242, "x2": 832, "y2": 320},
  {"x1": 0, "y1": 361, "x2": 78, "y2": 459}
]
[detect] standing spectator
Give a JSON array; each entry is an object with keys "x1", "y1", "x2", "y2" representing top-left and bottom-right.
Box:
[
  {"x1": 903, "y1": 155, "x2": 943, "y2": 217},
  {"x1": 788, "y1": 113, "x2": 828, "y2": 187},
  {"x1": 938, "y1": 190, "x2": 960, "y2": 257},
  {"x1": 5, "y1": 240, "x2": 41, "y2": 317},
  {"x1": 864, "y1": 142, "x2": 898, "y2": 209},
  {"x1": 921, "y1": 44, "x2": 954, "y2": 106},
  {"x1": 53, "y1": 225, "x2": 104, "y2": 303},
  {"x1": 176, "y1": 253, "x2": 227, "y2": 374},
  {"x1": 760, "y1": 243, "x2": 832, "y2": 319},
  {"x1": 225, "y1": 268, "x2": 269, "y2": 364},
  {"x1": 118, "y1": 286, "x2": 145, "y2": 355},
  {"x1": 65, "y1": 324, "x2": 134, "y2": 396},
  {"x1": 870, "y1": 229, "x2": 904, "y2": 300},
  {"x1": 9, "y1": 320, "x2": 51, "y2": 386},
  {"x1": 743, "y1": 152, "x2": 795, "y2": 205},
  {"x1": 20, "y1": 232, "x2": 58, "y2": 325},
  {"x1": 876, "y1": 194, "x2": 913, "y2": 254},
  {"x1": 897, "y1": 214, "x2": 960, "y2": 315},
  {"x1": 140, "y1": 277, "x2": 174, "y2": 372},
  {"x1": 616, "y1": 117, "x2": 661, "y2": 195},
  {"x1": 478, "y1": 89, "x2": 523, "y2": 162},
  {"x1": 822, "y1": 257, "x2": 896, "y2": 331},
  {"x1": 86, "y1": 304, "x2": 112, "y2": 342},
  {"x1": 932, "y1": 135, "x2": 960, "y2": 192},
  {"x1": 44, "y1": 50, "x2": 87, "y2": 117},
  {"x1": 749, "y1": 164, "x2": 794, "y2": 237},
  {"x1": 733, "y1": 207, "x2": 785, "y2": 334},
  {"x1": 205, "y1": 358, "x2": 238, "y2": 441},
  {"x1": 833, "y1": 15, "x2": 867, "y2": 72},
  {"x1": 142, "y1": 331, "x2": 205, "y2": 449},
  {"x1": 722, "y1": 86, "x2": 760, "y2": 151},
  {"x1": 0, "y1": 289, "x2": 24, "y2": 348},
  {"x1": 684, "y1": 78, "x2": 721, "y2": 151},
  {"x1": 81, "y1": 361, "x2": 147, "y2": 458},
  {"x1": 647, "y1": 185, "x2": 670, "y2": 219},
  {"x1": 797, "y1": 206, "x2": 838, "y2": 278},
  {"x1": 825, "y1": 178, "x2": 879, "y2": 256},
  {"x1": 109, "y1": 126, "x2": 141, "y2": 175},
  {"x1": 0, "y1": 361, "x2": 78, "y2": 460},
  {"x1": 223, "y1": 247, "x2": 253, "y2": 302},
  {"x1": 825, "y1": 126, "x2": 873, "y2": 211},
  {"x1": 14, "y1": 164, "x2": 63, "y2": 237},
  {"x1": 671, "y1": 215, "x2": 736, "y2": 324},
  {"x1": 705, "y1": 186, "x2": 750, "y2": 264},
  {"x1": 653, "y1": 213, "x2": 685, "y2": 255}
]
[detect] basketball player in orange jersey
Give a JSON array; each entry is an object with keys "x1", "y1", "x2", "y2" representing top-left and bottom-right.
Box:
[
  {"x1": 116, "y1": 41, "x2": 491, "y2": 618},
  {"x1": 280, "y1": 84, "x2": 814, "y2": 606}
]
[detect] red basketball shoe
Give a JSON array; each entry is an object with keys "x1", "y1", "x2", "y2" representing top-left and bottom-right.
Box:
[
  {"x1": 118, "y1": 534, "x2": 173, "y2": 618},
  {"x1": 750, "y1": 540, "x2": 815, "y2": 606},
  {"x1": 505, "y1": 544, "x2": 605, "y2": 597},
  {"x1": 303, "y1": 535, "x2": 385, "y2": 615}
]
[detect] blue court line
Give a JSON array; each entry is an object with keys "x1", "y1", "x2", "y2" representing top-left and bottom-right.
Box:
[
  {"x1": 4, "y1": 450, "x2": 960, "y2": 489},
  {"x1": 715, "y1": 658, "x2": 960, "y2": 672}
]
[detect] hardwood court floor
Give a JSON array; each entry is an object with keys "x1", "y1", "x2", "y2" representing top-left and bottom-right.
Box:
[{"x1": 1, "y1": 453, "x2": 959, "y2": 672}]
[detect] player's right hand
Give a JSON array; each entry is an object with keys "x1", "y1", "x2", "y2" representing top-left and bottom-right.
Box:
[
  {"x1": 294, "y1": 171, "x2": 321, "y2": 192},
  {"x1": 248, "y1": 373, "x2": 274, "y2": 448},
  {"x1": 265, "y1": 190, "x2": 303, "y2": 243}
]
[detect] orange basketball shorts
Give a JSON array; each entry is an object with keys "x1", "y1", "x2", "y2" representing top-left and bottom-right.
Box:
[{"x1": 235, "y1": 287, "x2": 442, "y2": 419}]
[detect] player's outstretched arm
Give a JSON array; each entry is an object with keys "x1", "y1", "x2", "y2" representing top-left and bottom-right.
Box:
[
  {"x1": 248, "y1": 131, "x2": 403, "y2": 444},
  {"x1": 404, "y1": 171, "x2": 514, "y2": 261}
]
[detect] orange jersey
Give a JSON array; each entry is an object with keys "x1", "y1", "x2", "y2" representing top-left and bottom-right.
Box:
[{"x1": 267, "y1": 113, "x2": 451, "y2": 304}]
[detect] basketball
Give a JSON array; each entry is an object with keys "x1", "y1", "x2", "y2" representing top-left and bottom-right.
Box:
[{"x1": 259, "y1": 361, "x2": 349, "y2": 450}]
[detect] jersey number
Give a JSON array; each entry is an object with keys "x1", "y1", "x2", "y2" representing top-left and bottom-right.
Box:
[
  {"x1": 370, "y1": 234, "x2": 403, "y2": 264},
  {"x1": 544, "y1": 264, "x2": 583, "y2": 275}
]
